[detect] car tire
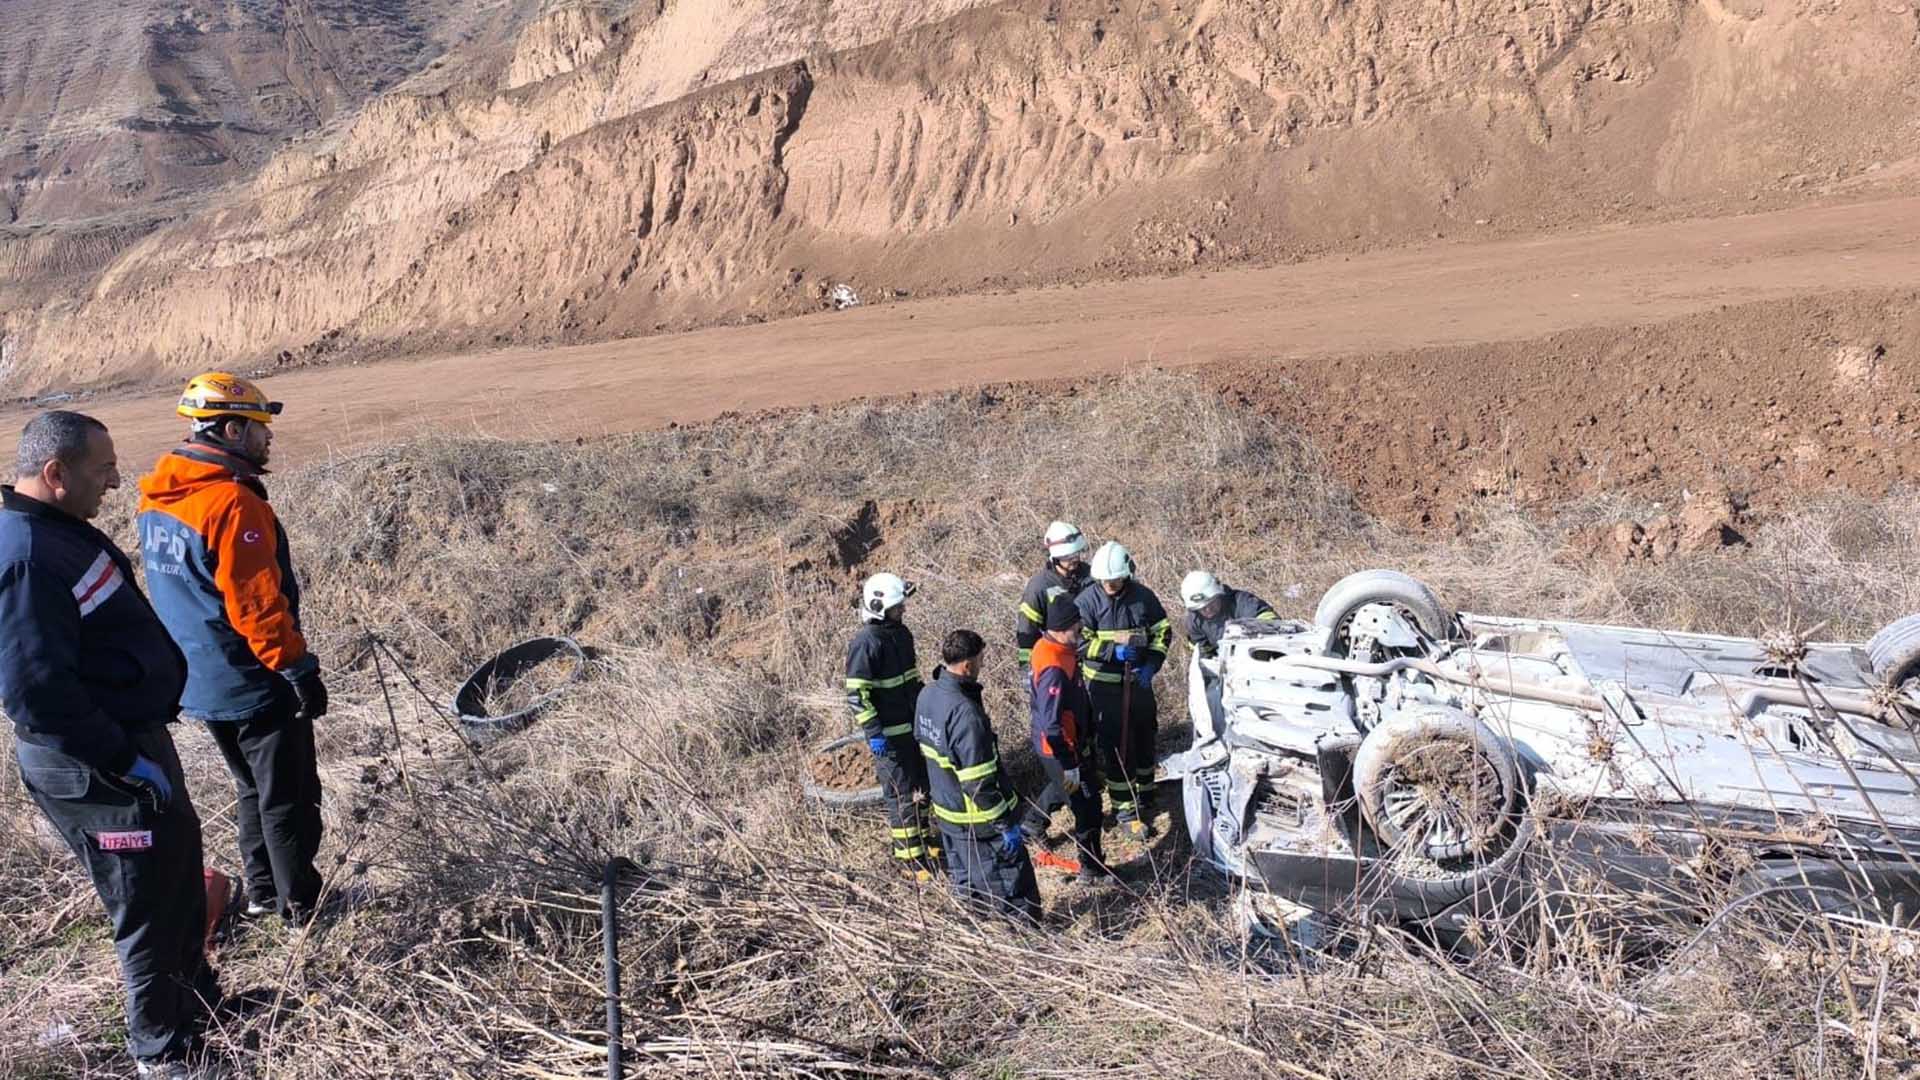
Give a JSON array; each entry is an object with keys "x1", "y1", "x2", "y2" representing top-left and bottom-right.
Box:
[
  {"x1": 1866, "y1": 614, "x2": 1920, "y2": 688},
  {"x1": 1313, "y1": 570, "x2": 1456, "y2": 657},
  {"x1": 801, "y1": 732, "x2": 888, "y2": 810},
  {"x1": 1351, "y1": 706, "x2": 1530, "y2": 910}
]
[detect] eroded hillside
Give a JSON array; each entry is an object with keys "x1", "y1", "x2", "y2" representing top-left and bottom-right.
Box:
[
  {"x1": 3, "y1": 0, "x2": 1917, "y2": 392},
  {"x1": 0, "y1": 0, "x2": 559, "y2": 226}
]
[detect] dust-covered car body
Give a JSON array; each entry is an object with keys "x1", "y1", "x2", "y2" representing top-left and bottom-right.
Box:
[{"x1": 1165, "y1": 571, "x2": 1920, "y2": 940}]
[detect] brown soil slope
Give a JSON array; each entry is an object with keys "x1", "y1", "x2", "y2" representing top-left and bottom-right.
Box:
[
  {"x1": 4, "y1": 0, "x2": 1916, "y2": 392},
  {"x1": 0, "y1": 0, "x2": 546, "y2": 227},
  {"x1": 22, "y1": 199, "x2": 1918, "y2": 524}
]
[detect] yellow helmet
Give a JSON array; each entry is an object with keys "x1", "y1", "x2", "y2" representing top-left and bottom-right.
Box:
[{"x1": 176, "y1": 372, "x2": 283, "y2": 424}]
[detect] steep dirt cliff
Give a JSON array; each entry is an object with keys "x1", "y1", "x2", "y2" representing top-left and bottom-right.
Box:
[
  {"x1": 3, "y1": 0, "x2": 1917, "y2": 392},
  {"x1": 0, "y1": 0, "x2": 555, "y2": 226}
]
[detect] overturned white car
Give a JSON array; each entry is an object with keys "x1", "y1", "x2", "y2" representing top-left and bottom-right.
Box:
[{"x1": 1166, "y1": 571, "x2": 1920, "y2": 940}]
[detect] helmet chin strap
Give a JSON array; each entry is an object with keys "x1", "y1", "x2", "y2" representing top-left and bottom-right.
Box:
[{"x1": 189, "y1": 419, "x2": 266, "y2": 468}]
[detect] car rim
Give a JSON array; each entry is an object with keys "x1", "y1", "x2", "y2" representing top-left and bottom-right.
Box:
[{"x1": 1375, "y1": 741, "x2": 1510, "y2": 862}]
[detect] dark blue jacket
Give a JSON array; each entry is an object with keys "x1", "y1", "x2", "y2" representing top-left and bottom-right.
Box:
[
  {"x1": 1014, "y1": 561, "x2": 1086, "y2": 664},
  {"x1": 915, "y1": 667, "x2": 1016, "y2": 838},
  {"x1": 1184, "y1": 586, "x2": 1279, "y2": 658},
  {"x1": 1075, "y1": 580, "x2": 1171, "y2": 686},
  {"x1": 844, "y1": 619, "x2": 923, "y2": 740},
  {"x1": 0, "y1": 487, "x2": 187, "y2": 775}
]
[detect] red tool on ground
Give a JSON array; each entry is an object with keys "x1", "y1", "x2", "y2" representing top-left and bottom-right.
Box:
[{"x1": 1031, "y1": 849, "x2": 1082, "y2": 875}]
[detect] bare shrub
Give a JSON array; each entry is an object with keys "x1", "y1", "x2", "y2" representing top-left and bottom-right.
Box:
[{"x1": 7, "y1": 371, "x2": 1919, "y2": 1077}]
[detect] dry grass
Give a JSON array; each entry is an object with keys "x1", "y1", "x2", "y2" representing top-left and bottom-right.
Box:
[{"x1": 4, "y1": 369, "x2": 1920, "y2": 1078}]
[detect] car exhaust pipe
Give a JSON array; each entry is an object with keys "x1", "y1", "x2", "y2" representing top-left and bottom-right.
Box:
[{"x1": 1280, "y1": 653, "x2": 1911, "y2": 730}]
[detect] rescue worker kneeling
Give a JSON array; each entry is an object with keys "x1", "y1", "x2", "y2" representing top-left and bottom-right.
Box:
[
  {"x1": 1180, "y1": 570, "x2": 1278, "y2": 664},
  {"x1": 916, "y1": 630, "x2": 1042, "y2": 921},
  {"x1": 1018, "y1": 593, "x2": 1111, "y2": 881}
]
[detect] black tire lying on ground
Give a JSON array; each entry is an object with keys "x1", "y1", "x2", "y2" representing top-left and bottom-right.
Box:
[
  {"x1": 802, "y1": 732, "x2": 887, "y2": 809},
  {"x1": 455, "y1": 636, "x2": 587, "y2": 743}
]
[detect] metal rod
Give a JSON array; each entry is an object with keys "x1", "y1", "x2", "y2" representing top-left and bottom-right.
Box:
[
  {"x1": 603, "y1": 858, "x2": 623, "y2": 1080},
  {"x1": 1282, "y1": 652, "x2": 1915, "y2": 727}
]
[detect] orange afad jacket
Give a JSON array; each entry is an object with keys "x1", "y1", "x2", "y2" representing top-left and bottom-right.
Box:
[
  {"x1": 135, "y1": 445, "x2": 315, "y2": 722},
  {"x1": 1030, "y1": 636, "x2": 1092, "y2": 769}
]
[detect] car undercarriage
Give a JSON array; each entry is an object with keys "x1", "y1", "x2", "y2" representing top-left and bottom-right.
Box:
[{"x1": 1163, "y1": 571, "x2": 1920, "y2": 944}]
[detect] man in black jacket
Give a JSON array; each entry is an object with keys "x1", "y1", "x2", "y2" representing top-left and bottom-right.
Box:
[
  {"x1": 0, "y1": 412, "x2": 220, "y2": 1079},
  {"x1": 1013, "y1": 520, "x2": 1088, "y2": 667},
  {"x1": 844, "y1": 572, "x2": 936, "y2": 878},
  {"x1": 1076, "y1": 542, "x2": 1171, "y2": 837},
  {"x1": 1179, "y1": 570, "x2": 1279, "y2": 660},
  {"x1": 916, "y1": 629, "x2": 1040, "y2": 922}
]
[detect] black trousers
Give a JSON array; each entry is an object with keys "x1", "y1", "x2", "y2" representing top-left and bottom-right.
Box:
[
  {"x1": 16, "y1": 727, "x2": 218, "y2": 1062},
  {"x1": 1020, "y1": 755, "x2": 1105, "y2": 870},
  {"x1": 207, "y1": 694, "x2": 323, "y2": 917},
  {"x1": 938, "y1": 825, "x2": 1041, "y2": 923},
  {"x1": 1089, "y1": 679, "x2": 1159, "y2": 821},
  {"x1": 873, "y1": 735, "x2": 934, "y2": 864}
]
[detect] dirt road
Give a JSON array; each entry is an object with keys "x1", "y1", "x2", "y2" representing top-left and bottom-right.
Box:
[{"x1": 22, "y1": 195, "x2": 1920, "y2": 470}]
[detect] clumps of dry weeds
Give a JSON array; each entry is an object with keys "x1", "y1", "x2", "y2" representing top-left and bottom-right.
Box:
[{"x1": 8, "y1": 370, "x2": 1920, "y2": 1077}]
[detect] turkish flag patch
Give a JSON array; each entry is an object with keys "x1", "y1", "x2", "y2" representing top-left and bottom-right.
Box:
[{"x1": 96, "y1": 831, "x2": 154, "y2": 852}]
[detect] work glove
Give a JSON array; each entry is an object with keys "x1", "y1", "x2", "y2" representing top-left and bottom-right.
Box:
[
  {"x1": 999, "y1": 824, "x2": 1026, "y2": 858},
  {"x1": 122, "y1": 755, "x2": 173, "y2": 813},
  {"x1": 1111, "y1": 643, "x2": 1139, "y2": 663},
  {"x1": 1061, "y1": 767, "x2": 1082, "y2": 795},
  {"x1": 867, "y1": 734, "x2": 889, "y2": 755},
  {"x1": 1135, "y1": 662, "x2": 1161, "y2": 689},
  {"x1": 290, "y1": 669, "x2": 329, "y2": 721}
]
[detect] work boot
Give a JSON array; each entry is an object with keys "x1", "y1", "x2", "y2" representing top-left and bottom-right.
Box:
[
  {"x1": 1078, "y1": 859, "x2": 1117, "y2": 884},
  {"x1": 136, "y1": 1055, "x2": 229, "y2": 1080},
  {"x1": 1124, "y1": 816, "x2": 1157, "y2": 840}
]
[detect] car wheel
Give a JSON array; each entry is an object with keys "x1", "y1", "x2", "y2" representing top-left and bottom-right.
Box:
[
  {"x1": 1866, "y1": 613, "x2": 1920, "y2": 688},
  {"x1": 801, "y1": 732, "x2": 888, "y2": 810},
  {"x1": 1351, "y1": 706, "x2": 1531, "y2": 908},
  {"x1": 1312, "y1": 570, "x2": 1457, "y2": 658}
]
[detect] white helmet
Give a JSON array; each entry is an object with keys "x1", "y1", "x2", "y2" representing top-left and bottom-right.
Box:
[
  {"x1": 1089, "y1": 541, "x2": 1134, "y2": 583},
  {"x1": 1043, "y1": 520, "x2": 1087, "y2": 561},
  {"x1": 1180, "y1": 570, "x2": 1226, "y2": 611},
  {"x1": 860, "y1": 572, "x2": 914, "y2": 621}
]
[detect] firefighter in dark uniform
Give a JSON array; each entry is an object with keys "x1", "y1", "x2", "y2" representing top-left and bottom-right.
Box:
[
  {"x1": 1076, "y1": 541, "x2": 1171, "y2": 837},
  {"x1": 844, "y1": 572, "x2": 938, "y2": 879},
  {"x1": 0, "y1": 412, "x2": 221, "y2": 1079},
  {"x1": 1014, "y1": 520, "x2": 1088, "y2": 667},
  {"x1": 916, "y1": 629, "x2": 1041, "y2": 921},
  {"x1": 1179, "y1": 570, "x2": 1279, "y2": 660},
  {"x1": 1018, "y1": 592, "x2": 1110, "y2": 880}
]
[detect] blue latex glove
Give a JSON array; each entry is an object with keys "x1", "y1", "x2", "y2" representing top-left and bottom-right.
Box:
[
  {"x1": 867, "y1": 735, "x2": 889, "y2": 755},
  {"x1": 999, "y1": 824, "x2": 1026, "y2": 857},
  {"x1": 1111, "y1": 642, "x2": 1138, "y2": 663},
  {"x1": 124, "y1": 756, "x2": 173, "y2": 812},
  {"x1": 1135, "y1": 662, "x2": 1160, "y2": 688}
]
